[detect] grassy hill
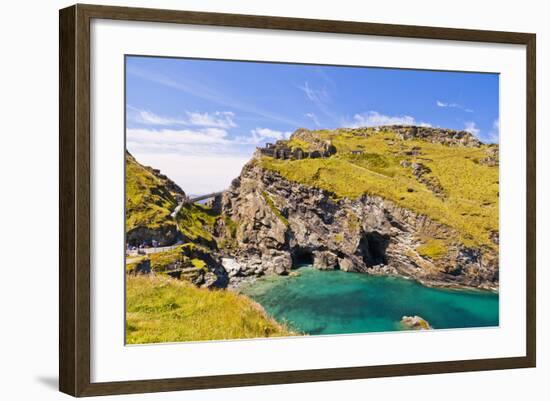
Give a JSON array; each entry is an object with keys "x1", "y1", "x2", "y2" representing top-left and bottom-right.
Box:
[
  {"x1": 125, "y1": 151, "x2": 181, "y2": 233},
  {"x1": 126, "y1": 275, "x2": 293, "y2": 344},
  {"x1": 261, "y1": 128, "x2": 498, "y2": 250}
]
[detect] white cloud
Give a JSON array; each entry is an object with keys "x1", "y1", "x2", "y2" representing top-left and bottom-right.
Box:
[
  {"x1": 185, "y1": 111, "x2": 236, "y2": 128},
  {"x1": 463, "y1": 121, "x2": 480, "y2": 137},
  {"x1": 344, "y1": 111, "x2": 431, "y2": 128},
  {"x1": 127, "y1": 128, "x2": 229, "y2": 147},
  {"x1": 127, "y1": 127, "x2": 255, "y2": 193},
  {"x1": 436, "y1": 100, "x2": 474, "y2": 113},
  {"x1": 132, "y1": 152, "x2": 250, "y2": 194},
  {"x1": 237, "y1": 128, "x2": 292, "y2": 145},
  {"x1": 487, "y1": 119, "x2": 499, "y2": 143}
]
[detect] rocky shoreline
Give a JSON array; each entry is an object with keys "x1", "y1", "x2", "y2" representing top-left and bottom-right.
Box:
[{"x1": 223, "y1": 257, "x2": 498, "y2": 294}]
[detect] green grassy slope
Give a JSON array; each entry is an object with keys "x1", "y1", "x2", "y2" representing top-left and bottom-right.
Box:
[
  {"x1": 261, "y1": 129, "x2": 498, "y2": 249},
  {"x1": 175, "y1": 203, "x2": 218, "y2": 245},
  {"x1": 125, "y1": 152, "x2": 179, "y2": 232},
  {"x1": 126, "y1": 275, "x2": 293, "y2": 344}
]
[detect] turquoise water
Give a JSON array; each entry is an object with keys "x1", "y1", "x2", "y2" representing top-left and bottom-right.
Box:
[{"x1": 240, "y1": 266, "x2": 499, "y2": 335}]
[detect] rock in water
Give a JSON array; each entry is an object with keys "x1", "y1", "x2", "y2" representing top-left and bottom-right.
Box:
[
  {"x1": 401, "y1": 315, "x2": 433, "y2": 330},
  {"x1": 313, "y1": 250, "x2": 339, "y2": 270}
]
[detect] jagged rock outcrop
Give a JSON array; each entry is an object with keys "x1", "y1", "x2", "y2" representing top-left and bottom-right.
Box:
[
  {"x1": 219, "y1": 159, "x2": 498, "y2": 291},
  {"x1": 380, "y1": 125, "x2": 483, "y2": 147},
  {"x1": 180, "y1": 245, "x2": 229, "y2": 288}
]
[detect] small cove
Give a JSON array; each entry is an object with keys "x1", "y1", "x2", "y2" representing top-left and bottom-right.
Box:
[{"x1": 240, "y1": 265, "x2": 499, "y2": 335}]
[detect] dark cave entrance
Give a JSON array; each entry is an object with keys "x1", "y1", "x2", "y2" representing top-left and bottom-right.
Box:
[
  {"x1": 361, "y1": 231, "x2": 390, "y2": 267},
  {"x1": 292, "y1": 247, "x2": 314, "y2": 267}
]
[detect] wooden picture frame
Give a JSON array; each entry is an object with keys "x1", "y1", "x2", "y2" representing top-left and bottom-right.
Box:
[{"x1": 59, "y1": 3, "x2": 536, "y2": 397}]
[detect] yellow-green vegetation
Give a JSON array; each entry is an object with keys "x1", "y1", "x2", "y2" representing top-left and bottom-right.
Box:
[
  {"x1": 217, "y1": 216, "x2": 239, "y2": 249},
  {"x1": 126, "y1": 152, "x2": 178, "y2": 231},
  {"x1": 126, "y1": 275, "x2": 293, "y2": 344},
  {"x1": 261, "y1": 130, "x2": 498, "y2": 249},
  {"x1": 176, "y1": 203, "x2": 218, "y2": 243},
  {"x1": 261, "y1": 191, "x2": 289, "y2": 226},
  {"x1": 287, "y1": 137, "x2": 312, "y2": 151},
  {"x1": 150, "y1": 246, "x2": 207, "y2": 272},
  {"x1": 147, "y1": 247, "x2": 184, "y2": 271},
  {"x1": 126, "y1": 257, "x2": 145, "y2": 273},
  {"x1": 126, "y1": 245, "x2": 211, "y2": 274},
  {"x1": 191, "y1": 258, "x2": 206, "y2": 269},
  {"x1": 417, "y1": 239, "x2": 448, "y2": 260}
]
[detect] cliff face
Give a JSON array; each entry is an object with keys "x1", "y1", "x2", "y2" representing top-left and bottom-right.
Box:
[
  {"x1": 218, "y1": 126, "x2": 499, "y2": 291},
  {"x1": 220, "y1": 160, "x2": 498, "y2": 290}
]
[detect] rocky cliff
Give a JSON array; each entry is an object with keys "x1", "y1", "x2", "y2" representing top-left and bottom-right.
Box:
[
  {"x1": 219, "y1": 159, "x2": 498, "y2": 290},
  {"x1": 217, "y1": 126, "x2": 499, "y2": 291}
]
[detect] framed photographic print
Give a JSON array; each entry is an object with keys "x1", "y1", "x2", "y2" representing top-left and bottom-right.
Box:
[{"x1": 59, "y1": 4, "x2": 536, "y2": 397}]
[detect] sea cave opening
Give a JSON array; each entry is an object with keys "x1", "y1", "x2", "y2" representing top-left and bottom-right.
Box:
[
  {"x1": 292, "y1": 247, "x2": 314, "y2": 267},
  {"x1": 361, "y1": 231, "x2": 390, "y2": 267}
]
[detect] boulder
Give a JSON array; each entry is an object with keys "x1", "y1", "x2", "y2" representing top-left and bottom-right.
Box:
[
  {"x1": 313, "y1": 251, "x2": 339, "y2": 270},
  {"x1": 270, "y1": 252, "x2": 293, "y2": 275},
  {"x1": 338, "y1": 257, "x2": 355, "y2": 272}
]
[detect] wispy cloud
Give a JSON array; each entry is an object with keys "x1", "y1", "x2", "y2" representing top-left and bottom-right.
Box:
[
  {"x1": 127, "y1": 106, "x2": 236, "y2": 128},
  {"x1": 463, "y1": 121, "x2": 480, "y2": 137},
  {"x1": 299, "y1": 81, "x2": 329, "y2": 105},
  {"x1": 305, "y1": 112, "x2": 321, "y2": 127},
  {"x1": 127, "y1": 106, "x2": 188, "y2": 126},
  {"x1": 185, "y1": 111, "x2": 236, "y2": 128},
  {"x1": 128, "y1": 66, "x2": 302, "y2": 127},
  {"x1": 298, "y1": 81, "x2": 338, "y2": 122},
  {"x1": 436, "y1": 100, "x2": 474, "y2": 113},
  {"x1": 344, "y1": 111, "x2": 431, "y2": 128}
]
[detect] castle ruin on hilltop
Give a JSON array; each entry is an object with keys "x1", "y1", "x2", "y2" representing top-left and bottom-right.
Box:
[{"x1": 257, "y1": 139, "x2": 336, "y2": 160}]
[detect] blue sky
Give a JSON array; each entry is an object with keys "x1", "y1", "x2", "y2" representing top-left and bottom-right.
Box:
[{"x1": 126, "y1": 56, "x2": 499, "y2": 194}]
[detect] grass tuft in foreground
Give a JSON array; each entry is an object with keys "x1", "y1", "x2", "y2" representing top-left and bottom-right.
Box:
[{"x1": 126, "y1": 275, "x2": 294, "y2": 344}]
